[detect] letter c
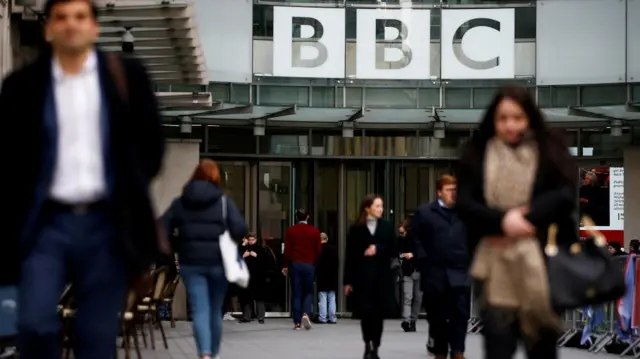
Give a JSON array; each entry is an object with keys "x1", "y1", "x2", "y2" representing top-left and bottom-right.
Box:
[{"x1": 453, "y1": 18, "x2": 500, "y2": 70}]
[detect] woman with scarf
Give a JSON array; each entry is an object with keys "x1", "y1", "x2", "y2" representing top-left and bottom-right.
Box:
[{"x1": 456, "y1": 85, "x2": 577, "y2": 359}]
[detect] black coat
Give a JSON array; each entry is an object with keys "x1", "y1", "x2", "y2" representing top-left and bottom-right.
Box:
[
  {"x1": 344, "y1": 219, "x2": 397, "y2": 318},
  {"x1": 409, "y1": 202, "x2": 470, "y2": 293},
  {"x1": 240, "y1": 242, "x2": 269, "y2": 299},
  {"x1": 0, "y1": 49, "x2": 164, "y2": 286},
  {"x1": 316, "y1": 242, "x2": 339, "y2": 292},
  {"x1": 162, "y1": 181, "x2": 248, "y2": 267},
  {"x1": 456, "y1": 142, "x2": 578, "y2": 255},
  {"x1": 398, "y1": 235, "x2": 417, "y2": 277}
]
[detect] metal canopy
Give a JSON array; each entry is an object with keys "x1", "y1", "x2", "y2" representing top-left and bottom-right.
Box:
[
  {"x1": 155, "y1": 92, "x2": 212, "y2": 108},
  {"x1": 159, "y1": 105, "x2": 637, "y2": 129},
  {"x1": 568, "y1": 105, "x2": 640, "y2": 122},
  {"x1": 95, "y1": 0, "x2": 207, "y2": 85}
]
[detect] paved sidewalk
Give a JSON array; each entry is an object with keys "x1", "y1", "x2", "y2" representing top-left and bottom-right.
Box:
[{"x1": 122, "y1": 319, "x2": 622, "y2": 359}]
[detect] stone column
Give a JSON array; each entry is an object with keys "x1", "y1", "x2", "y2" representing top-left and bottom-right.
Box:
[
  {"x1": 151, "y1": 139, "x2": 200, "y2": 320},
  {"x1": 624, "y1": 147, "x2": 640, "y2": 250}
]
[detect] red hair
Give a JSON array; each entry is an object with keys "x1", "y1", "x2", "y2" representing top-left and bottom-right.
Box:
[{"x1": 189, "y1": 159, "x2": 221, "y2": 186}]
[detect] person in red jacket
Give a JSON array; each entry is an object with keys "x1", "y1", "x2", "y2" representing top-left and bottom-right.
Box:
[{"x1": 282, "y1": 209, "x2": 322, "y2": 330}]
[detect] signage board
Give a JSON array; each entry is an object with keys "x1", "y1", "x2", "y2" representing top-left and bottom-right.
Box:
[
  {"x1": 272, "y1": 7, "x2": 515, "y2": 80},
  {"x1": 579, "y1": 167, "x2": 624, "y2": 246}
]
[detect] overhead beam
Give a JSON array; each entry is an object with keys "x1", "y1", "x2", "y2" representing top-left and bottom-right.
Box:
[
  {"x1": 261, "y1": 105, "x2": 297, "y2": 120},
  {"x1": 98, "y1": 17, "x2": 192, "y2": 29},
  {"x1": 96, "y1": 38, "x2": 196, "y2": 48},
  {"x1": 627, "y1": 102, "x2": 640, "y2": 113},
  {"x1": 568, "y1": 106, "x2": 622, "y2": 121},
  {"x1": 345, "y1": 107, "x2": 364, "y2": 122},
  {"x1": 98, "y1": 5, "x2": 188, "y2": 18},
  {"x1": 100, "y1": 28, "x2": 192, "y2": 39},
  {"x1": 101, "y1": 47, "x2": 200, "y2": 57}
]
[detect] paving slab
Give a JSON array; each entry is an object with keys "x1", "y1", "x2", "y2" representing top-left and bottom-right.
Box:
[{"x1": 121, "y1": 319, "x2": 623, "y2": 359}]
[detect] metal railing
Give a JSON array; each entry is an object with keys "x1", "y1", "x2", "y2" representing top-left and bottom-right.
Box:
[{"x1": 467, "y1": 257, "x2": 639, "y2": 357}]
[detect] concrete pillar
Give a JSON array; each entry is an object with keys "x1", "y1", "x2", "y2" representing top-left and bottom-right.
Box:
[
  {"x1": 624, "y1": 147, "x2": 640, "y2": 250},
  {"x1": 151, "y1": 139, "x2": 200, "y2": 321}
]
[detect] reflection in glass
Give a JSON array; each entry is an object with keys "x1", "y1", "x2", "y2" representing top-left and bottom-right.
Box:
[
  {"x1": 400, "y1": 166, "x2": 430, "y2": 220},
  {"x1": 260, "y1": 132, "x2": 309, "y2": 155},
  {"x1": 580, "y1": 85, "x2": 627, "y2": 106},
  {"x1": 365, "y1": 88, "x2": 418, "y2": 108},
  {"x1": 345, "y1": 163, "x2": 372, "y2": 312},
  {"x1": 418, "y1": 131, "x2": 469, "y2": 158},
  {"x1": 316, "y1": 163, "x2": 339, "y2": 255},
  {"x1": 364, "y1": 132, "x2": 419, "y2": 156},
  {"x1": 310, "y1": 131, "x2": 364, "y2": 156},
  {"x1": 218, "y1": 162, "x2": 247, "y2": 219},
  {"x1": 580, "y1": 129, "x2": 631, "y2": 158},
  {"x1": 206, "y1": 126, "x2": 256, "y2": 154},
  {"x1": 258, "y1": 163, "x2": 292, "y2": 312},
  {"x1": 295, "y1": 162, "x2": 312, "y2": 212}
]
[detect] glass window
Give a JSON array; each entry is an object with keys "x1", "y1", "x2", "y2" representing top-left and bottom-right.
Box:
[
  {"x1": 253, "y1": 5, "x2": 273, "y2": 37},
  {"x1": 311, "y1": 86, "x2": 336, "y2": 107},
  {"x1": 365, "y1": 88, "x2": 418, "y2": 108},
  {"x1": 364, "y1": 131, "x2": 418, "y2": 156},
  {"x1": 539, "y1": 86, "x2": 578, "y2": 108},
  {"x1": 419, "y1": 88, "x2": 440, "y2": 108},
  {"x1": 310, "y1": 130, "x2": 365, "y2": 156},
  {"x1": 632, "y1": 84, "x2": 640, "y2": 102},
  {"x1": 580, "y1": 85, "x2": 627, "y2": 106},
  {"x1": 206, "y1": 126, "x2": 256, "y2": 154},
  {"x1": 444, "y1": 88, "x2": 471, "y2": 108},
  {"x1": 342, "y1": 87, "x2": 363, "y2": 107},
  {"x1": 418, "y1": 130, "x2": 469, "y2": 158},
  {"x1": 559, "y1": 129, "x2": 579, "y2": 156},
  {"x1": 580, "y1": 128, "x2": 631, "y2": 157},
  {"x1": 259, "y1": 130, "x2": 309, "y2": 155},
  {"x1": 473, "y1": 88, "x2": 497, "y2": 108},
  {"x1": 209, "y1": 83, "x2": 230, "y2": 102},
  {"x1": 230, "y1": 84, "x2": 251, "y2": 104},
  {"x1": 259, "y1": 85, "x2": 310, "y2": 106},
  {"x1": 169, "y1": 84, "x2": 206, "y2": 92},
  {"x1": 163, "y1": 125, "x2": 205, "y2": 152}
]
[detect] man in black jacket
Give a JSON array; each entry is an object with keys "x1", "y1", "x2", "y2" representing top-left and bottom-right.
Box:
[
  {"x1": 408, "y1": 175, "x2": 470, "y2": 359},
  {"x1": 0, "y1": 1, "x2": 164, "y2": 358}
]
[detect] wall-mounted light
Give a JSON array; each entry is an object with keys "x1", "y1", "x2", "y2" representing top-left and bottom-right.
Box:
[
  {"x1": 610, "y1": 119, "x2": 622, "y2": 137},
  {"x1": 180, "y1": 116, "x2": 192, "y2": 134},
  {"x1": 434, "y1": 121, "x2": 446, "y2": 139},
  {"x1": 342, "y1": 121, "x2": 354, "y2": 138},
  {"x1": 254, "y1": 119, "x2": 266, "y2": 136}
]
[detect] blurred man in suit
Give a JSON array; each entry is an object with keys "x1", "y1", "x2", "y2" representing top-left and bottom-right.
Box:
[
  {"x1": 408, "y1": 175, "x2": 470, "y2": 359},
  {"x1": 0, "y1": 1, "x2": 164, "y2": 358}
]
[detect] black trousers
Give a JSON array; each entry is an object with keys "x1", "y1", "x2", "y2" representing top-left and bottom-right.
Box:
[
  {"x1": 423, "y1": 286, "x2": 470, "y2": 355},
  {"x1": 360, "y1": 313, "x2": 384, "y2": 347},
  {"x1": 482, "y1": 308, "x2": 558, "y2": 359}
]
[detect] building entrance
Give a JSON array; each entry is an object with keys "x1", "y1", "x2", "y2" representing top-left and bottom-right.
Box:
[{"x1": 213, "y1": 158, "x2": 455, "y2": 317}]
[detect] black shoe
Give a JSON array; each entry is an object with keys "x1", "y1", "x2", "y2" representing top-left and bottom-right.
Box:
[
  {"x1": 370, "y1": 344, "x2": 380, "y2": 359},
  {"x1": 363, "y1": 342, "x2": 372, "y2": 359},
  {"x1": 238, "y1": 318, "x2": 251, "y2": 323},
  {"x1": 410, "y1": 321, "x2": 417, "y2": 332},
  {"x1": 401, "y1": 321, "x2": 411, "y2": 332},
  {"x1": 258, "y1": 319, "x2": 265, "y2": 324}
]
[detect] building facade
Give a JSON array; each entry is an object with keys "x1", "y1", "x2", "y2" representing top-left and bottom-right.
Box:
[{"x1": 158, "y1": 0, "x2": 640, "y2": 316}]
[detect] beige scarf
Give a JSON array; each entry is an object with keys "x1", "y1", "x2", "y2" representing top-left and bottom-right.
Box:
[{"x1": 470, "y1": 137, "x2": 560, "y2": 341}]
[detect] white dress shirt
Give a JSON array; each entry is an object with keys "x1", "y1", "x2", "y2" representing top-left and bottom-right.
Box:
[{"x1": 49, "y1": 51, "x2": 107, "y2": 204}]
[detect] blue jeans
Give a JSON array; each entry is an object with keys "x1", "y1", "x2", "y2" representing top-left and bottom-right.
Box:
[
  {"x1": 181, "y1": 265, "x2": 228, "y2": 357},
  {"x1": 318, "y1": 291, "x2": 336, "y2": 323},
  {"x1": 290, "y1": 262, "x2": 315, "y2": 324}
]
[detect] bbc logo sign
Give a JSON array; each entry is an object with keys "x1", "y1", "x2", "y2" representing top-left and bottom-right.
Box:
[{"x1": 272, "y1": 7, "x2": 515, "y2": 80}]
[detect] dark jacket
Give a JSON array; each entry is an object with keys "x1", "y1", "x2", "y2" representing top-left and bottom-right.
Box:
[
  {"x1": 344, "y1": 219, "x2": 397, "y2": 318},
  {"x1": 316, "y1": 240, "x2": 339, "y2": 292},
  {"x1": 162, "y1": 180, "x2": 248, "y2": 267},
  {"x1": 0, "y1": 49, "x2": 164, "y2": 286},
  {"x1": 283, "y1": 223, "x2": 322, "y2": 268},
  {"x1": 456, "y1": 143, "x2": 578, "y2": 255},
  {"x1": 240, "y1": 241, "x2": 269, "y2": 299},
  {"x1": 409, "y1": 201, "x2": 469, "y2": 293},
  {"x1": 398, "y1": 235, "x2": 417, "y2": 277}
]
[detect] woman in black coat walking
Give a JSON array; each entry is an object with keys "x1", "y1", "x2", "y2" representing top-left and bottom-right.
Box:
[
  {"x1": 316, "y1": 232, "x2": 339, "y2": 323},
  {"x1": 239, "y1": 233, "x2": 268, "y2": 323},
  {"x1": 344, "y1": 194, "x2": 397, "y2": 359}
]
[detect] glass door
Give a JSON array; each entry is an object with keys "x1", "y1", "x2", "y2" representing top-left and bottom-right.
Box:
[
  {"x1": 218, "y1": 161, "x2": 250, "y2": 221},
  {"x1": 258, "y1": 162, "x2": 292, "y2": 314}
]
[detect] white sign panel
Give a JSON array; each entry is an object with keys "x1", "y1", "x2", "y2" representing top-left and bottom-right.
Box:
[
  {"x1": 440, "y1": 9, "x2": 515, "y2": 80},
  {"x1": 609, "y1": 167, "x2": 624, "y2": 230},
  {"x1": 356, "y1": 9, "x2": 431, "y2": 80},
  {"x1": 272, "y1": 7, "x2": 345, "y2": 78}
]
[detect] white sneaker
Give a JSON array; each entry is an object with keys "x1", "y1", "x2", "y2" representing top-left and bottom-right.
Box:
[
  {"x1": 223, "y1": 313, "x2": 234, "y2": 321},
  {"x1": 301, "y1": 314, "x2": 312, "y2": 330}
]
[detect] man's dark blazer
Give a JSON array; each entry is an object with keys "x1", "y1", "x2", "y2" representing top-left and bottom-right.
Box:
[{"x1": 0, "y1": 47, "x2": 164, "y2": 286}]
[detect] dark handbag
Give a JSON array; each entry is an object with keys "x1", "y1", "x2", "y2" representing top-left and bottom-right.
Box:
[{"x1": 546, "y1": 217, "x2": 626, "y2": 310}]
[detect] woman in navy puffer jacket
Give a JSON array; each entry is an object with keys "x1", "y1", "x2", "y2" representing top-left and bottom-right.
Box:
[{"x1": 162, "y1": 159, "x2": 247, "y2": 359}]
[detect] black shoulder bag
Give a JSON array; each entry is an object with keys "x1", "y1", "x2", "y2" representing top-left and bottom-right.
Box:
[{"x1": 546, "y1": 217, "x2": 626, "y2": 310}]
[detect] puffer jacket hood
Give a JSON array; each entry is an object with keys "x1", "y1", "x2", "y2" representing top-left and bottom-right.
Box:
[{"x1": 181, "y1": 180, "x2": 223, "y2": 209}]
